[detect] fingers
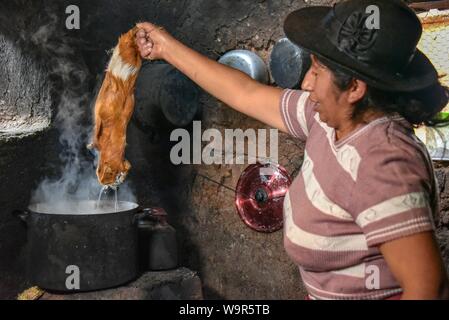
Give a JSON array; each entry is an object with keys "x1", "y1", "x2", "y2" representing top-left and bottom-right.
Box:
[
  {"x1": 136, "y1": 29, "x2": 146, "y2": 39},
  {"x1": 141, "y1": 42, "x2": 153, "y2": 58},
  {"x1": 135, "y1": 28, "x2": 153, "y2": 59},
  {"x1": 137, "y1": 36, "x2": 148, "y2": 46},
  {"x1": 136, "y1": 22, "x2": 157, "y2": 33},
  {"x1": 135, "y1": 22, "x2": 166, "y2": 60}
]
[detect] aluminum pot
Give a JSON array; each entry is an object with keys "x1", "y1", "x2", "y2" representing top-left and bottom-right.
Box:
[
  {"x1": 218, "y1": 50, "x2": 269, "y2": 84},
  {"x1": 14, "y1": 200, "x2": 144, "y2": 292}
]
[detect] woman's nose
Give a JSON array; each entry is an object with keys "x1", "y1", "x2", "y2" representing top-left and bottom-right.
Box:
[
  {"x1": 301, "y1": 68, "x2": 319, "y2": 102},
  {"x1": 301, "y1": 68, "x2": 315, "y2": 91}
]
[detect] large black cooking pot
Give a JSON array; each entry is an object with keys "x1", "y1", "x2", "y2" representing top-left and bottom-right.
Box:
[{"x1": 14, "y1": 200, "x2": 144, "y2": 292}]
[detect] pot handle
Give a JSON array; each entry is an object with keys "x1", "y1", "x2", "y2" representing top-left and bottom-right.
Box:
[
  {"x1": 12, "y1": 210, "x2": 29, "y2": 223},
  {"x1": 133, "y1": 207, "x2": 152, "y2": 224}
]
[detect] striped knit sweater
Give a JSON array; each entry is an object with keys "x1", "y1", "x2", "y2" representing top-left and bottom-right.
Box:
[{"x1": 280, "y1": 89, "x2": 439, "y2": 300}]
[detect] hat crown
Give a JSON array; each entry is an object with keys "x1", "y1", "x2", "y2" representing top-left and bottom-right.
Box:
[{"x1": 323, "y1": 0, "x2": 422, "y2": 75}]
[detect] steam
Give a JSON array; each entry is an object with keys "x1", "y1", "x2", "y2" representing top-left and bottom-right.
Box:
[{"x1": 29, "y1": 6, "x2": 136, "y2": 208}]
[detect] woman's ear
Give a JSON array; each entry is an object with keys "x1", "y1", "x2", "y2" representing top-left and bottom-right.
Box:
[{"x1": 347, "y1": 79, "x2": 367, "y2": 104}]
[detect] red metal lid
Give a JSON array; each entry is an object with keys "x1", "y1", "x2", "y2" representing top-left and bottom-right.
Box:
[{"x1": 235, "y1": 162, "x2": 292, "y2": 233}]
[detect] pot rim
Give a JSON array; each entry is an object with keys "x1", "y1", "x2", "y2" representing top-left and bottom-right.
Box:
[{"x1": 27, "y1": 200, "x2": 139, "y2": 216}]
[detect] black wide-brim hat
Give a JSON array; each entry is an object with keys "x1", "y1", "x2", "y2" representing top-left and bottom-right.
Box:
[{"x1": 284, "y1": 0, "x2": 439, "y2": 92}]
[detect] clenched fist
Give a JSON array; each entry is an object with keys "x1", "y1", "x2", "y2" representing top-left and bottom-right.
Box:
[{"x1": 135, "y1": 22, "x2": 171, "y2": 61}]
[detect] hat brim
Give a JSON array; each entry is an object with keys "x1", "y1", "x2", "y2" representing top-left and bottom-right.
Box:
[{"x1": 284, "y1": 6, "x2": 438, "y2": 92}]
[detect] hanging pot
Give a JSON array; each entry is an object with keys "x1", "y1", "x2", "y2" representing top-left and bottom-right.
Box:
[
  {"x1": 134, "y1": 62, "x2": 200, "y2": 134},
  {"x1": 218, "y1": 50, "x2": 269, "y2": 84},
  {"x1": 269, "y1": 38, "x2": 311, "y2": 89}
]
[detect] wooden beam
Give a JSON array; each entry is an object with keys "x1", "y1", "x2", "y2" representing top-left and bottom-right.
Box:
[{"x1": 409, "y1": 1, "x2": 449, "y2": 11}]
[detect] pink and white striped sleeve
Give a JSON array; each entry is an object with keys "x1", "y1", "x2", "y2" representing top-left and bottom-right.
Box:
[
  {"x1": 349, "y1": 142, "x2": 437, "y2": 247},
  {"x1": 279, "y1": 89, "x2": 317, "y2": 141}
]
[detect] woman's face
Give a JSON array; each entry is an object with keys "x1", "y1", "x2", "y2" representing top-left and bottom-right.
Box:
[{"x1": 301, "y1": 55, "x2": 350, "y2": 128}]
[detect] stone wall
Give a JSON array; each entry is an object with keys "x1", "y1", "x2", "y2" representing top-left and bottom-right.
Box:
[{"x1": 0, "y1": 0, "x2": 63, "y2": 299}]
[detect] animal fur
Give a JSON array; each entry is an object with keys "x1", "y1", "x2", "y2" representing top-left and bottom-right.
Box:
[{"x1": 89, "y1": 26, "x2": 142, "y2": 186}]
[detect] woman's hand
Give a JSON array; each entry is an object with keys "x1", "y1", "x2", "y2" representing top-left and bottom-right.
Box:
[{"x1": 135, "y1": 22, "x2": 171, "y2": 60}]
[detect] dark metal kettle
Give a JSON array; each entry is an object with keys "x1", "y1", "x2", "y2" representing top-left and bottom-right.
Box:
[{"x1": 137, "y1": 207, "x2": 178, "y2": 271}]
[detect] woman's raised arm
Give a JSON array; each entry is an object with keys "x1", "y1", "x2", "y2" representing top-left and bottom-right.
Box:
[{"x1": 136, "y1": 22, "x2": 288, "y2": 133}]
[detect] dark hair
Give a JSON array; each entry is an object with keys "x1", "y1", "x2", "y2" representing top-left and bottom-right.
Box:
[{"x1": 319, "y1": 59, "x2": 449, "y2": 127}]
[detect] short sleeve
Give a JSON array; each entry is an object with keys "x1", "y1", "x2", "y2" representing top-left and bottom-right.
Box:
[
  {"x1": 279, "y1": 89, "x2": 317, "y2": 141},
  {"x1": 350, "y1": 142, "x2": 436, "y2": 247}
]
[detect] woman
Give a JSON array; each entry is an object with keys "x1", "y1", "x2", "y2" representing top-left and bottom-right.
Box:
[{"x1": 135, "y1": 0, "x2": 449, "y2": 299}]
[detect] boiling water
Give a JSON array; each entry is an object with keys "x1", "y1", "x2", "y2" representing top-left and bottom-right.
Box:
[
  {"x1": 115, "y1": 188, "x2": 118, "y2": 211},
  {"x1": 97, "y1": 185, "x2": 108, "y2": 206},
  {"x1": 28, "y1": 185, "x2": 136, "y2": 215},
  {"x1": 96, "y1": 186, "x2": 119, "y2": 212}
]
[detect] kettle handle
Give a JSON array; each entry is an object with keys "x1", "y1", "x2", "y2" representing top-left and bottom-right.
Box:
[{"x1": 133, "y1": 207, "x2": 152, "y2": 225}]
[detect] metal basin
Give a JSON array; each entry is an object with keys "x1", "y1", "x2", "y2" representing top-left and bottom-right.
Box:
[{"x1": 219, "y1": 50, "x2": 269, "y2": 84}]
